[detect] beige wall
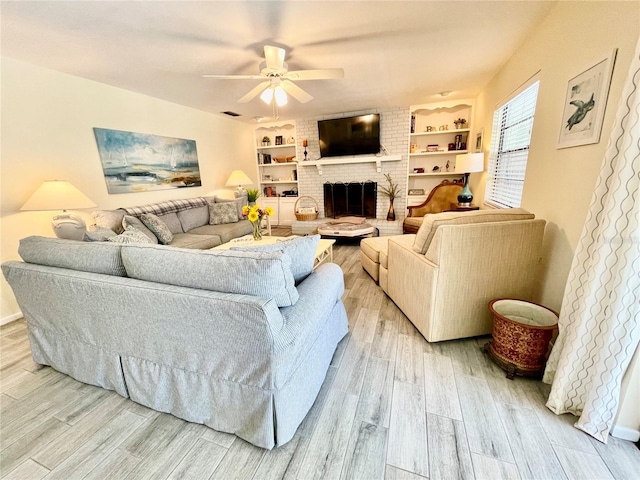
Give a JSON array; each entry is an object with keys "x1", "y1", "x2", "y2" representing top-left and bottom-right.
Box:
[
  {"x1": 472, "y1": 2, "x2": 639, "y2": 439},
  {"x1": 1, "y1": 57, "x2": 255, "y2": 320}
]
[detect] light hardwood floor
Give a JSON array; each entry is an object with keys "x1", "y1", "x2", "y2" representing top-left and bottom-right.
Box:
[{"x1": 1, "y1": 243, "x2": 639, "y2": 479}]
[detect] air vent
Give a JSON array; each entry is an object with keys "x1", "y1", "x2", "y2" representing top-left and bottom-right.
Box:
[{"x1": 221, "y1": 111, "x2": 241, "y2": 117}]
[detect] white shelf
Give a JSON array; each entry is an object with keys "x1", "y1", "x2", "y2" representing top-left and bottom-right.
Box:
[
  {"x1": 299, "y1": 155, "x2": 401, "y2": 175},
  {"x1": 259, "y1": 162, "x2": 298, "y2": 167},
  {"x1": 259, "y1": 180, "x2": 298, "y2": 185},
  {"x1": 410, "y1": 128, "x2": 470, "y2": 137},
  {"x1": 408, "y1": 172, "x2": 463, "y2": 177},
  {"x1": 411, "y1": 150, "x2": 468, "y2": 157},
  {"x1": 257, "y1": 144, "x2": 296, "y2": 150}
]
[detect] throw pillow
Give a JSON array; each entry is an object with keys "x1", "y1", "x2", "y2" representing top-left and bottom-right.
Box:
[
  {"x1": 91, "y1": 209, "x2": 126, "y2": 234},
  {"x1": 140, "y1": 213, "x2": 174, "y2": 245},
  {"x1": 231, "y1": 234, "x2": 320, "y2": 284},
  {"x1": 122, "y1": 215, "x2": 159, "y2": 244},
  {"x1": 107, "y1": 227, "x2": 156, "y2": 244},
  {"x1": 208, "y1": 202, "x2": 239, "y2": 225},
  {"x1": 84, "y1": 226, "x2": 117, "y2": 242},
  {"x1": 176, "y1": 205, "x2": 209, "y2": 232},
  {"x1": 214, "y1": 195, "x2": 246, "y2": 219}
]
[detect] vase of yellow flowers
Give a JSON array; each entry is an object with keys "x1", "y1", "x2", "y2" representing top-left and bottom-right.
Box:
[{"x1": 242, "y1": 204, "x2": 274, "y2": 241}]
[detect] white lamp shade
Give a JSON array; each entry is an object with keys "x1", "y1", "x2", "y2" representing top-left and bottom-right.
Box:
[
  {"x1": 454, "y1": 153, "x2": 485, "y2": 174},
  {"x1": 225, "y1": 170, "x2": 253, "y2": 187},
  {"x1": 21, "y1": 180, "x2": 96, "y2": 211}
]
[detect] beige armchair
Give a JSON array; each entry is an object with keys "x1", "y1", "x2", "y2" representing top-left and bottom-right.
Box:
[
  {"x1": 403, "y1": 180, "x2": 463, "y2": 233},
  {"x1": 386, "y1": 209, "x2": 545, "y2": 342}
]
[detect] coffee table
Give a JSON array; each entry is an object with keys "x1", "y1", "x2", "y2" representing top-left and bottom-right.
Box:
[{"x1": 213, "y1": 236, "x2": 336, "y2": 270}]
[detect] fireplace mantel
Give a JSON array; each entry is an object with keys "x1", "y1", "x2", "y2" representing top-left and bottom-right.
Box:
[{"x1": 299, "y1": 155, "x2": 401, "y2": 175}]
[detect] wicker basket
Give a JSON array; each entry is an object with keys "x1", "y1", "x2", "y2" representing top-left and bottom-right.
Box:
[{"x1": 294, "y1": 196, "x2": 319, "y2": 221}]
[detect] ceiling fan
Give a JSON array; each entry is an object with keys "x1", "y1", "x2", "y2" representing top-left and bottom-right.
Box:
[{"x1": 203, "y1": 45, "x2": 344, "y2": 106}]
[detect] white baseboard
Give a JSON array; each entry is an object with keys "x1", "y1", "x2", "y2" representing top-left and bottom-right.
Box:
[
  {"x1": 611, "y1": 424, "x2": 640, "y2": 442},
  {"x1": 1, "y1": 312, "x2": 23, "y2": 326}
]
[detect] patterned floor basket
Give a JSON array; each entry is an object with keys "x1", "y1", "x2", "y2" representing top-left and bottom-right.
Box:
[{"x1": 486, "y1": 299, "x2": 559, "y2": 379}]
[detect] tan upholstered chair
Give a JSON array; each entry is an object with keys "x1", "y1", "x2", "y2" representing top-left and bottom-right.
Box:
[
  {"x1": 403, "y1": 180, "x2": 463, "y2": 233},
  {"x1": 387, "y1": 209, "x2": 546, "y2": 342}
]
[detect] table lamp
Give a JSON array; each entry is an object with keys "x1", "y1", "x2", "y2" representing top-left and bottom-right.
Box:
[
  {"x1": 225, "y1": 170, "x2": 253, "y2": 195},
  {"x1": 21, "y1": 180, "x2": 97, "y2": 240},
  {"x1": 454, "y1": 153, "x2": 484, "y2": 206}
]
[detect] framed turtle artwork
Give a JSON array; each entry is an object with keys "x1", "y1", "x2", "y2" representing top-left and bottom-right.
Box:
[{"x1": 557, "y1": 49, "x2": 617, "y2": 149}]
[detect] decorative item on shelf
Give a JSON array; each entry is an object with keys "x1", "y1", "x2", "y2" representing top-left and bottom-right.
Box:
[
  {"x1": 302, "y1": 138, "x2": 308, "y2": 160},
  {"x1": 413, "y1": 167, "x2": 425, "y2": 173},
  {"x1": 454, "y1": 152, "x2": 484, "y2": 206},
  {"x1": 225, "y1": 170, "x2": 253, "y2": 195},
  {"x1": 264, "y1": 186, "x2": 276, "y2": 197},
  {"x1": 439, "y1": 125, "x2": 448, "y2": 131},
  {"x1": 21, "y1": 180, "x2": 97, "y2": 240},
  {"x1": 275, "y1": 135, "x2": 283, "y2": 145},
  {"x1": 379, "y1": 173, "x2": 400, "y2": 221},
  {"x1": 445, "y1": 160, "x2": 450, "y2": 172},
  {"x1": 410, "y1": 113, "x2": 416, "y2": 133},
  {"x1": 246, "y1": 188, "x2": 261, "y2": 206},
  {"x1": 294, "y1": 196, "x2": 319, "y2": 221},
  {"x1": 475, "y1": 129, "x2": 484, "y2": 152},
  {"x1": 427, "y1": 144, "x2": 438, "y2": 152},
  {"x1": 453, "y1": 118, "x2": 467, "y2": 130},
  {"x1": 263, "y1": 153, "x2": 272, "y2": 164},
  {"x1": 293, "y1": 169, "x2": 297, "y2": 180},
  {"x1": 455, "y1": 134, "x2": 464, "y2": 150},
  {"x1": 425, "y1": 126, "x2": 435, "y2": 132},
  {"x1": 410, "y1": 143, "x2": 417, "y2": 153},
  {"x1": 262, "y1": 174, "x2": 272, "y2": 181},
  {"x1": 432, "y1": 166, "x2": 441, "y2": 172},
  {"x1": 273, "y1": 155, "x2": 295, "y2": 163},
  {"x1": 287, "y1": 136, "x2": 295, "y2": 144},
  {"x1": 242, "y1": 204, "x2": 273, "y2": 241},
  {"x1": 408, "y1": 188, "x2": 425, "y2": 195},
  {"x1": 261, "y1": 136, "x2": 271, "y2": 146}
]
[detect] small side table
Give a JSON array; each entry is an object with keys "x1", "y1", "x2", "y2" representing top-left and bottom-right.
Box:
[{"x1": 449, "y1": 203, "x2": 480, "y2": 212}]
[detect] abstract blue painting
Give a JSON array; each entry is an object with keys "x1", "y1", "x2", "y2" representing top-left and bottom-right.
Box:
[{"x1": 94, "y1": 128, "x2": 201, "y2": 194}]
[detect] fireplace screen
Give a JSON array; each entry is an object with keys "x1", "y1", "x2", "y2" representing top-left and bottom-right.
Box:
[{"x1": 324, "y1": 181, "x2": 377, "y2": 218}]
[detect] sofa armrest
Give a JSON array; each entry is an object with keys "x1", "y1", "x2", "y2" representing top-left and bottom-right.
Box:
[{"x1": 386, "y1": 238, "x2": 438, "y2": 340}]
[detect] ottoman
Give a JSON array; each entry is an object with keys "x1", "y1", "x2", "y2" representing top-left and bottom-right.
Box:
[{"x1": 361, "y1": 235, "x2": 414, "y2": 292}]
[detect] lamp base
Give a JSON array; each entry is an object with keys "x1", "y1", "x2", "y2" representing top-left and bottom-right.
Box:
[{"x1": 52, "y1": 213, "x2": 87, "y2": 241}]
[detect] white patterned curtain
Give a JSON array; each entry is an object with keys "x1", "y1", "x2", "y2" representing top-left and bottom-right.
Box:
[{"x1": 543, "y1": 39, "x2": 640, "y2": 444}]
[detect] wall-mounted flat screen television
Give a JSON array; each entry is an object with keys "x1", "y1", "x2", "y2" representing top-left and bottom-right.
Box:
[{"x1": 318, "y1": 113, "x2": 380, "y2": 158}]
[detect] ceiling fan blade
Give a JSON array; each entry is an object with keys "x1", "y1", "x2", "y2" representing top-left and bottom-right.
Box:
[
  {"x1": 264, "y1": 45, "x2": 285, "y2": 70},
  {"x1": 281, "y1": 80, "x2": 313, "y2": 104},
  {"x1": 237, "y1": 81, "x2": 271, "y2": 103},
  {"x1": 285, "y1": 68, "x2": 344, "y2": 80},
  {"x1": 202, "y1": 74, "x2": 265, "y2": 79}
]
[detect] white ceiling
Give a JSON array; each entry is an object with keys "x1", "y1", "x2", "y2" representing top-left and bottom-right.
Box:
[{"x1": 1, "y1": 1, "x2": 556, "y2": 123}]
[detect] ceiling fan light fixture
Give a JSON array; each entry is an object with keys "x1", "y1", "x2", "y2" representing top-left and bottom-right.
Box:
[
  {"x1": 260, "y1": 87, "x2": 274, "y2": 105},
  {"x1": 274, "y1": 86, "x2": 288, "y2": 106}
]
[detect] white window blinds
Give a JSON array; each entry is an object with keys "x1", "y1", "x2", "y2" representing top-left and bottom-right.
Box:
[{"x1": 486, "y1": 80, "x2": 540, "y2": 208}]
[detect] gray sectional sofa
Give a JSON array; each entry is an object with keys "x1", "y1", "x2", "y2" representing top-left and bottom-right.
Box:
[
  {"x1": 2, "y1": 236, "x2": 349, "y2": 449},
  {"x1": 91, "y1": 195, "x2": 253, "y2": 248}
]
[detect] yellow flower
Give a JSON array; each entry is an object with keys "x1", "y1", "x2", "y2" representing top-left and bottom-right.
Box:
[
  {"x1": 265, "y1": 206, "x2": 274, "y2": 216},
  {"x1": 248, "y1": 210, "x2": 259, "y2": 222},
  {"x1": 242, "y1": 205, "x2": 249, "y2": 216}
]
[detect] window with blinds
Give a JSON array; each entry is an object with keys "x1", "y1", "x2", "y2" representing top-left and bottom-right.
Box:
[{"x1": 485, "y1": 81, "x2": 540, "y2": 208}]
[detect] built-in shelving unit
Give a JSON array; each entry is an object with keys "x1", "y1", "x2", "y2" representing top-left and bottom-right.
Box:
[
  {"x1": 406, "y1": 100, "x2": 474, "y2": 206},
  {"x1": 254, "y1": 121, "x2": 298, "y2": 226}
]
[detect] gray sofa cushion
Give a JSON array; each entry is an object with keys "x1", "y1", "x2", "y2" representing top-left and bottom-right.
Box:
[
  {"x1": 176, "y1": 205, "x2": 209, "y2": 232},
  {"x1": 188, "y1": 220, "x2": 253, "y2": 244},
  {"x1": 18, "y1": 236, "x2": 126, "y2": 276},
  {"x1": 122, "y1": 215, "x2": 158, "y2": 244},
  {"x1": 157, "y1": 212, "x2": 184, "y2": 234},
  {"x1": 84, "y1": 227, "x2": 117, "y2": 242},
  {"x1": 140, "y1": 213, "x2": 174, "y2": 245},
  {"x1": 121, "y1": 244, "x2": 299, "y2": 306},
  {"x1": 232, "y1": 235, "x2": 320, "y2": 284},
  {"x1": 209, "y1": 202, "x2": 239, "y2": 225},
  {"x1": 92, "y1": 209, "x2": 126, "y2": 234},
  {"x1": 169, "y1": 233, "x2": 221, "y2": 249}
]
